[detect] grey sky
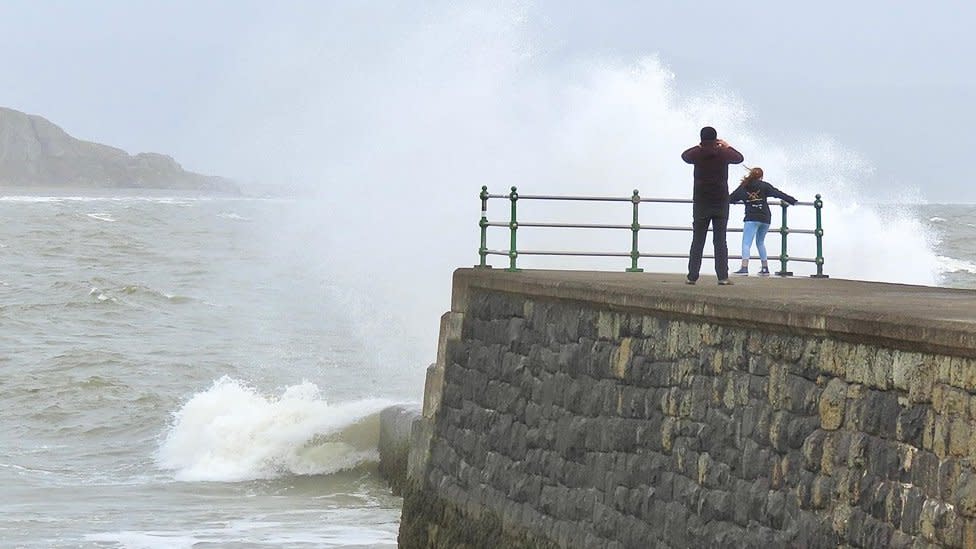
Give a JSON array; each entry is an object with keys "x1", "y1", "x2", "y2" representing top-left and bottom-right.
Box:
[{"x1": 1, "y1": 1, "x2": 972, "y2": 202}]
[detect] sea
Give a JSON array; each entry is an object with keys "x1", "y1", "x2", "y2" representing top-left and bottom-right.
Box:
[{"x1": 1, "y1": 192, "x2": 974, "y2": 548}]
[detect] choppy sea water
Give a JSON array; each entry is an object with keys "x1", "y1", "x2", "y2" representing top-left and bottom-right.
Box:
[
  {"x1": 920, "y1": 203, "x2": 976, "y2": 289},
  {"x1": 0, "y1": 193, "x2": 974, "y2": 548},
  {"x1": 0, "y1": 193, "x2": 422, "y2": 549}
]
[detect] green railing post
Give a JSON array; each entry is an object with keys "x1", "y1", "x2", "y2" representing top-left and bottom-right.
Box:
[
  {"x1": 476, "y1": 185, "x2": 490, "y2": 268},
  {"x1": 776, "y1": 201, "x2": 793, "y2": 276},
  {"x1": 507, "y1": 186, "x2": 520, "y2": 272},
  {"x1": 811, "y1": 193, "x2": 829, "y2": 278},
  {"x1": 626, "y1": 189, "x2": 643, "y2": 272}
]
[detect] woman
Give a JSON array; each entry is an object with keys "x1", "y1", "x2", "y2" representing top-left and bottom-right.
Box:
[{"x1": 729, "y1": 167, "x2": 797, "y2": 276}]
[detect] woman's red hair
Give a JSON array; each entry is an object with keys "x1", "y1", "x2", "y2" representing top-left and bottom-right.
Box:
[{"x1": 740, "y1": 167, "x2": 763, "y2": 187}]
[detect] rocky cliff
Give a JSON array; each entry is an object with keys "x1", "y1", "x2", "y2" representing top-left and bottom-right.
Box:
[{"x1": 0, "y1": 106, "x2": 237, "y2": 193}]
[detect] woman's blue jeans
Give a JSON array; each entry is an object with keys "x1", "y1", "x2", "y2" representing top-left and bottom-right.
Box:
[{"x1": 741, "y1": 221, "x2": 770, "y2": 262}]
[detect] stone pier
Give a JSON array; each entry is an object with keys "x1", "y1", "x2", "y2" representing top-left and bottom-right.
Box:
[{"x1": 398, "y1": 269, "x2": 976, "y2": 548}]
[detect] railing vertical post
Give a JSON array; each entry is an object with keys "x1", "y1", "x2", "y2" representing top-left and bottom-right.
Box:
[
  {"x1": 776, "y1": 201, "x2": 793, "y2": 276},
  {"x1": 811, "y1": 194, "x2": 829, "y2": 278},
  {"x1": 476, "y1": 186, "x2": 490, "y2": 268},
  {"x1": 626, "y1": 189, "x2": 643, "y2": 272},
  {"x1": 507, "y1": 186, "x2": 520, "y2": 272}
]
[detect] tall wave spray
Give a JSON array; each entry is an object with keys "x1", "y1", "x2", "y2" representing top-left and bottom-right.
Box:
[
  {"x1": 158, "y1": 377, "x2": 392, "y2": 481},
  {"x1": 198, "y1": 4, "x2": 940, "y2": 381}
]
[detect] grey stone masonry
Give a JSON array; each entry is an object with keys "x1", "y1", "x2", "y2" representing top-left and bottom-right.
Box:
[{"x1": 398, "y1": 269, "x2": 976, "y2": 548}]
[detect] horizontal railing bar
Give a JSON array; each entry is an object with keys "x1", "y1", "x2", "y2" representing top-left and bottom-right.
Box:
[
  {"x1": 487, "y1": 194, "x2": 813, "y2": 207},
  {"x1": 639, "y1": 225, "x2": 747, "y2": 233},
  {"x1": 488, "y1": 220, "x2": 814, "y2": 236},
  {"x1": 487, "y1": 249, "x2": 818, "y2": 262},
  {"x1": 486, "y1": 194, "x2": 631, "y2": 202},
  {"x1": 518, "y1": 194, "x2": 633, "y2": 202},
  {"x1": 486, "y1": 221, "x2": 632, "y2": 229},
  {"x1": 640, "y1": 198, "x2": 691, "y2": 204},
  {"x1": 518, "y1": 250, "x2": 633, "y2": 257},
  {"x1": 484, "y1": 249, "x2": 631, "y2": 257}
]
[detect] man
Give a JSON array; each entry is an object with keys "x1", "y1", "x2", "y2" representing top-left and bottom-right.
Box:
[{"x1": 681, "y1": 126, "x2": 744, "y2": 285}]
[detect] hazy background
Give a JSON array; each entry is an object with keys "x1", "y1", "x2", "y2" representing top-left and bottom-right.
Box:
[
  {"x1": 0, "y1": 0, "x2": 967, "y2": 369},
  {"x1": 0, "y1": 1, "x2": 971, "y2": 201}
]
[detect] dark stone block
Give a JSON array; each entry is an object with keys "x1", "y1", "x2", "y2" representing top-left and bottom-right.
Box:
[
  {"x1": 672, "y1": 473, "x2": 702, "y2": 509},
  {"x1": 911, "y1": 449, "x2": 940, "y2": 499},
  {"x1": 764, "y1": 490, "x2": 787, "y2": 529},
  {"x1": 900, "y1": 486, "x2": 925, "y2": 535},
  {"x1": 643, "y1": 360, "x2": 674, "y2": 388},
  {"x1": 741, "y1": 441, "x2": 775, "y2": 482},
  {"x1": 939, "y1": 458, "x2": 962, "y2": 503},
  {"x1": 556, "y1": 342, "x2": 583, "y2": 376},
  {"x1": 895, "y1": 404, "x2": 927, "y2": 447},
  {"x1": 785, "y1": 415, "x2": 821, "y2": 451},
  {"x1": 746, "y1": 478, "x2": 771, "y2": 524},
  {"x1": 864, "y1": 437, "x2": 900, "y2": 480},
  {"x1": 777, "y1": 451, "x2": 805, "y2": 490},
  {"x1": 783, "y1": 373, "x2": 820, "y2": 415},
  {"x1": 655, "y1": 471, "x2": 675, "y2": 502},
  {"x1": 578, "y1": 312, "x2": 598, "y2": 340},
  {"x1": 748, "y1": 355, "x2": 771, "y2": 376},
  {"x1": 643, "y1": 498, "x2": 668, "y2": 534},
  {"x1": 847, "y1": 389, "x2": 902, "y2": 439},
  {"x1": 731, "y1": 480, "x2": 752, "y2": 527},
  {"x1": 845, "y1": 508, "x2": 894, "y2": 548},
  {"x1": 801, "y1": 429, "x2": 826, "y2": 472},
  {"x1": 698, "y1": 489, "x2": 733, "y2": 523},
  {"x1": 662, "y1": 501, "x2": 690, "y2": 547},
  {"x1": 790, "y1": 513, "x2": 839, "y2": 549}
]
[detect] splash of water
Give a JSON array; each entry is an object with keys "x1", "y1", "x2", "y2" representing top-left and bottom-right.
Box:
[
  {"x1": 157, "y1": 376, "x2": 392, "y2": 482},
  {"x1": 196, "y1": 4, "x2": 942, "y2": 372}
]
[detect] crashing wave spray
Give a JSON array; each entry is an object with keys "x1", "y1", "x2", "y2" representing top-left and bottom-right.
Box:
[
  {"x1": 203, "y1": 4, "x2": 942, "y2": 374},
  {"x1": 157, "y1": 376, "x2": 392, "y2": 482}
]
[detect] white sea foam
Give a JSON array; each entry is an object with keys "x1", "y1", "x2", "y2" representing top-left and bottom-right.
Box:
[
  {"x1": 86, "y1": 212, "x2": 116, "y2": 222},
  {"x1": 937, "y1": 255, "x2": 976, "y2": 275},
  {"x1": 85, "y1": 531, "x2": 198, "y2": 549},
  {"x1": 157, "y1": 376, "x2": 393, "y2": 482}
]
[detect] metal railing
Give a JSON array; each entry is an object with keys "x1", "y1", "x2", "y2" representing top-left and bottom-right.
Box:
[{"x1": 476, "y1": 187, "x2": 827, "y2": 278}]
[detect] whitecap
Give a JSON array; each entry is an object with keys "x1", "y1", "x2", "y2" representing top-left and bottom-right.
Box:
[
  {"x1": 86, "y1": 212, "x2": 116, "y2": 222},
  {"x1": 937, "y1": 255, "x2": 976, "y2": 274},
  {"x1": 157, "y1": 376, "x2": 396, "y2": 482}
]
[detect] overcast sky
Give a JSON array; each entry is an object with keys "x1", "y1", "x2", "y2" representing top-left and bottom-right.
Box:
[{"x1": 0, "y1": 1, "x2": 972, "y2": 202}]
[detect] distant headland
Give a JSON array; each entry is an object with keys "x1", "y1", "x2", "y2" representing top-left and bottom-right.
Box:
[{"x1": 0, "y1": 106, "x2": 238, "y2": 193}]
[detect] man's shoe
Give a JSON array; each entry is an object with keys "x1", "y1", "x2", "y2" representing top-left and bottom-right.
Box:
[
  {"x1": 685, "y1": 278, "x2": 697, "y2": 285},
  {"x1": 717, "y1": 279, "x2": 734, "y2": 286},
  {"x1": 733, "y1": 267, "x2": 749, "y2": 276},
  {"x1": 759, "y1": 267, "x2": 770, "y2": 277}
]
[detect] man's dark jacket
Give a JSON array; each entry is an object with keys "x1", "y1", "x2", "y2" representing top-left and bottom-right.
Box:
[{"x1": 681, "y1": 140, "x2": 744, "y2": 217}]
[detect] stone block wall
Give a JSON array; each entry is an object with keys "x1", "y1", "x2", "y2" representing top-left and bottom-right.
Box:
[{"x1": 399, "y1": 283, "x2": 976, "y2": 548}]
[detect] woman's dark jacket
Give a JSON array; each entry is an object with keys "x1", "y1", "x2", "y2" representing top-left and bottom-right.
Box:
[{"x1": 729, "y1": 180, "x2": 797, "y2": 224}]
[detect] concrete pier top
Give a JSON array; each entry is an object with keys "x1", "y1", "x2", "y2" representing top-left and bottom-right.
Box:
[{"x1": 452, "y1": 268, "x2": 976, "y2": 358}]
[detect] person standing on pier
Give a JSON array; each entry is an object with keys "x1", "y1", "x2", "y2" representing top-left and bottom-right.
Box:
[
  {"x1": 681, "y1": 126, "x2": 744, "y2": 285},
  {"x1": 729, "y1": 167, "x2": 797, "y2": 276}
]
